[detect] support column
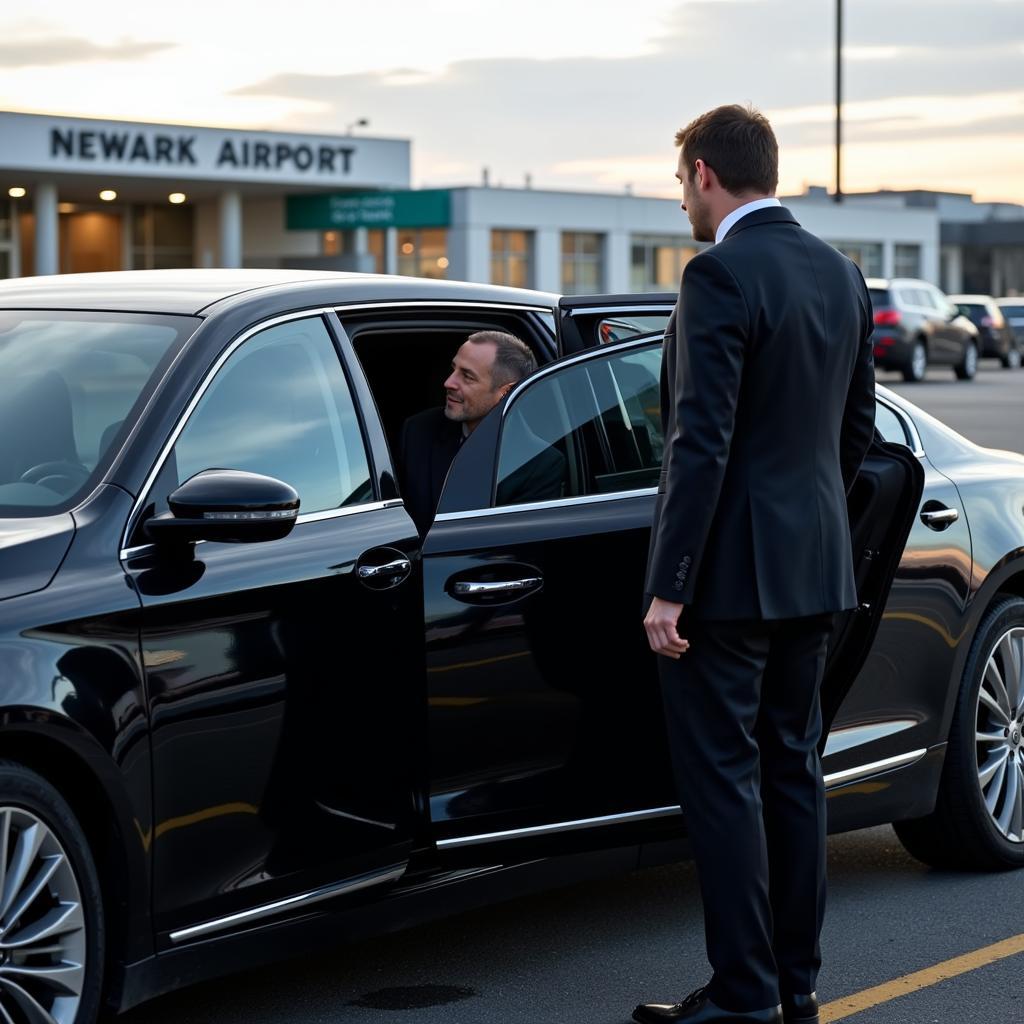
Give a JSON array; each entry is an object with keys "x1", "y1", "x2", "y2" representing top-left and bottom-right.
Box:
[
  {"x1": 218, "y1": 190, "x2": 243, "y2": 268},
  {"x1": 8, "y1": 199, "x2": 21, "y2": 278},
  {"x1": 534, "y1": 228, "x2": 561, "y2": 293},
  {"x1": 34, "y1": 182, "x2": 59, "y2": 276},
  {"x1": 385, "y1": 227, "x2": 398, "y2": 275},
  {"x1": 121, "y1": 205, "x2": 133, "y2": 270}
]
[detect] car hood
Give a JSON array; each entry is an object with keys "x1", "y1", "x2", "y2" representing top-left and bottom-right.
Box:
[{"x1": 0, "y1": 513, "x2": 75, "y2": 601}]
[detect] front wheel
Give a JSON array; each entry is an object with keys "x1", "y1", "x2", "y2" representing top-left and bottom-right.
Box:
[
  {"x1": 954, "y1": 340, "x2": 978, "y2": 380},
  {"x1": 1001, "y1": 346, "x2": 1022, "y2": 370},
  {"x1": 894, "y1": 595, "x2": 1024, "y2": 870},
  {"x1": 0, "y1": 762, "x2": 105, "y2": 1024}
]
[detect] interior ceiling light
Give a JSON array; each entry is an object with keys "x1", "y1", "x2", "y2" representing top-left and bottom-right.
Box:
[
  {"x1": 168, "y1": 192, "x2": 186, "y2": 204},
  {"x1": 99, "y1": 189, "x2": 117, "y2": 201},
  {"x1": 8, "y1": 186, "x2": 27, "y2": 198}
]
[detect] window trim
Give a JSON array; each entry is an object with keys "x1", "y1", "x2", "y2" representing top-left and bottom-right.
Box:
[{"x1": 876, "y1": 391, "x2": 924, "y2": 457}]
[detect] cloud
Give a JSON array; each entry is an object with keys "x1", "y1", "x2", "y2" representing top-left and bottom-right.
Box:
[
  {"x1": 0, "y1": 35, "x2": 175, "y2": 69},
  {"x1": 228, "y1": 0, "x2": 1024, "y2": 196}
]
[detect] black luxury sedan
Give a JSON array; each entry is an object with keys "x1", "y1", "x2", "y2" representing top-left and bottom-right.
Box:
[
  {"x1": 866, "y1": 277, "x2": 981, "y2": 381},
  {"x1": 1, "y1": 270, "x2": 1023, "y2": 1024}
]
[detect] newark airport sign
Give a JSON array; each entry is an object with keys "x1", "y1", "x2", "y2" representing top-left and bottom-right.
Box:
[{"x1": 0, "y1": 112, "x2": 411, "y2": 190}]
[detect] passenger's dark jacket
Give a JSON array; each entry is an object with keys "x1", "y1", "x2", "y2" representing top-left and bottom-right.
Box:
[{"x1": 645, "y1": 205, "x2": 876, "y2": 620}]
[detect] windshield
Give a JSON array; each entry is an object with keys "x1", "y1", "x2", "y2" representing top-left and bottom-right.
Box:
[
  {"x1": 0, "y1": 311, "x2": 196, "y2": 517},
  {"x1": 867, "y1": 288, "x2": 891, "y2": 309}
]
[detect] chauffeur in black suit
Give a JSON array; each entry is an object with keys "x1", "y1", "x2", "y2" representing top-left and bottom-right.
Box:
[
  {"x1": 636, "y1": 106, "x2": 876, "y2": 1024},
  {"x1": 399, "y1": 330, "x2": 563, "y2": 534}
]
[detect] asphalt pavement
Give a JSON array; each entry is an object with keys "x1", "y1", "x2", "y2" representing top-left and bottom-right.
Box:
[{"x1": 120, "y1": 362, "x2": 1024, "y2": 1024}]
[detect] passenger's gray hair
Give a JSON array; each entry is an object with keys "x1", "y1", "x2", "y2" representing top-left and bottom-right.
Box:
[{"x1": 467, "y1": 331, "x2": 537, "y2": 389}]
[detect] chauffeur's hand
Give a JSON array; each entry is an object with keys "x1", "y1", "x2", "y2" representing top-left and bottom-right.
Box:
[{"x1": 644, "y1": 597, "x2": 689, "y2": 659}]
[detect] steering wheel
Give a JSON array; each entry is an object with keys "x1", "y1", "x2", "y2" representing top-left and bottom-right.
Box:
[{"x1": 19, "y1": 460, "x2": 91, "y2": 494}]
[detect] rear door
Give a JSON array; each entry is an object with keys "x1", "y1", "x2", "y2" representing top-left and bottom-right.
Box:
[{"x1": 555, "y1": 293, "x2": 675, "y2": 355}]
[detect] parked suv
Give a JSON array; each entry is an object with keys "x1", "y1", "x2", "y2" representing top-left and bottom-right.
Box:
[
  {"x1": 948, "y1": 294, "x2": 1021, "y2": 369},
  {"x1": 866, "y1": 278, "x2": 980, "y2": 382},
  {"x1": 996, "y1": 297, "x2": 1024, "y2": 349}
]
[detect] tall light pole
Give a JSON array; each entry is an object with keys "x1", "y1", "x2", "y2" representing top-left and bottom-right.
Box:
[{"x1": 835, "y1": 0, "x2": 843, "y2": 203}]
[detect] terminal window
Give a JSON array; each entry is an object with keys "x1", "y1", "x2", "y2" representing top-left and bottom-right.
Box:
[
  {"x1": 491, "y1": 230, "x2": 533, "y2": 288},
  {"x1": 562, "y1": 232, "x2": 604, "y2": 294},
  {"x1": 631, "y1": 236, "x2": 698, "y2": 292},
  {"x1": 398, "y1": 228, "x2": 448, "y2": 279},
  {"x1": 832, "y1": 241, "x2": 883, "y2": 278},
  {"x1": 894, "y1": 244, "x2": 922, "y2": 279}
]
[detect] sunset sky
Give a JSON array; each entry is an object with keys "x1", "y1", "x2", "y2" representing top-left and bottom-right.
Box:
[{"x1": 3, "y1": 0, "x2": 1023, "y2": 202}]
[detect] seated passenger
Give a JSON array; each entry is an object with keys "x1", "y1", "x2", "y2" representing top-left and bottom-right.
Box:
[{"x1": 399, "y1": 330, "x2": 564, "y2": 534}]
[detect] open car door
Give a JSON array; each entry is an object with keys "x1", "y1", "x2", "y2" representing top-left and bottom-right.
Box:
[
  {"x1": 556, "y1": 293, "x2": 675, "y2": 355},
  {"x1": 418, "y1": 331, "x2": 925, "y2": 865}
]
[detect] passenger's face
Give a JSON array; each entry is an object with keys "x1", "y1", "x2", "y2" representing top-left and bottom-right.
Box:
[
  {"x1": 443, "y1": 341, "x2": 505, "y2": 427},
  {"x1": 677, "y1": 152, "x2": 714, "y2": 244}
]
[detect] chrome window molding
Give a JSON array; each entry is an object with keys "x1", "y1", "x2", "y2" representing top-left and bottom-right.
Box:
[
  {"x1": 436, "y1": 749, "x2": 930, "y2": 850},
  {"x1": 434, "y1": 486, "x2": 657, "y2": 523},
  {"x1": 169, "y1": 862, "x2": 406, "y2": 944},
  {"x1": 333, "y1": 299, "x2": 554, "y2": 316},
  {"x1": 565, "y1": 303, "x2": 674, "y2": 318}
]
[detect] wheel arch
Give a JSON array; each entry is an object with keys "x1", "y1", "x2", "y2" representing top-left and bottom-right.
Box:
[{"x1": 0, "y1": 716, "x2": 154, "y2": 981}]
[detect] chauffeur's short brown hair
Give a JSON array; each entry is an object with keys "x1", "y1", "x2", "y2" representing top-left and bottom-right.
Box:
[{"x1": 675, "y1": 104, "x2": 779, "y2": 196}]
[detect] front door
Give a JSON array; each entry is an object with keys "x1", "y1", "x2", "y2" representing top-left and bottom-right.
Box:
[{"x1": 124, "y1": 314, "x2": 422, "y2": 945}]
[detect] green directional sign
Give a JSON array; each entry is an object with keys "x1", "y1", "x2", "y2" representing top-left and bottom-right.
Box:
[{"x1": 286, "y1": 189, "x2": 451, "y2": 230}]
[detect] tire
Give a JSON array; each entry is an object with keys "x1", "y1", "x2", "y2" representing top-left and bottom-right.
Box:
[
  {"x1": 0, "y1": 761, "x2": 105, "y2": 1024},
  {"x1": 901, "y1": 339, "x2": 928, "y2": 382},
  {"x1": 1001, "y1": 347, "x2": 1022, "y2": 370},
  {"x1": 954, "y1": 340, "x2": 978, "y2": 380},
  {"x1": 894, "y1": 595, "x2": 1024, "y2": 871}
]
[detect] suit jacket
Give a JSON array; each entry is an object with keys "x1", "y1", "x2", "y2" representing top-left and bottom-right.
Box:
[
  {"x1": 645, "y1": 205, "x2": 875, "y2": 620},
  {"x1": 398, "y1": 406, "x2": 463, "y2": 535}
]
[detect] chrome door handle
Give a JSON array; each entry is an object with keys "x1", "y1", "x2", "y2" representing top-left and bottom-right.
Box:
[
  {"x1": 358, "y1": 558, "x2": 411, "y2": 579},
  {"x1": 920, "y1": 507, "x2": 959, "y2": 529},
  {"x1": 451, "y1": 577, "x2": 542, "y2": 596}
]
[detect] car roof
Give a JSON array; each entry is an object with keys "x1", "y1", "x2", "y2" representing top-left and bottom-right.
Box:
[
  {"x1": 947, "y1": 294, "x2": 993, "y2": 303},
  {"x1": 0, "y1": 269, "x2": 559, "y2": 317},
  {"x1": 996, "y1": 297, "x2": 1024, "y2": 305},
  {"x1": 864, "y1": 278, "x2": 937, "y2": 289}
]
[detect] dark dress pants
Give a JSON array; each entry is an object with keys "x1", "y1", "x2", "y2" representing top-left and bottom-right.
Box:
[{"x1": 657, "y1": 612, "x2": 834, "y2": 1012}]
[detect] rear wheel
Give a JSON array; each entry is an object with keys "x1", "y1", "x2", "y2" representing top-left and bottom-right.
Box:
[
  {"x1": 902, "y1": 339, "x2": 928, "y2": 382},
  {"x1": 894, "y1": 595, "x2": 1024, "y2": 870},
  {"x1": 1001, "y1": 346, "x2": 1022, "y2": 370},
  {"x1": 0, "y1": 762, "x2": 105, "y2": 1024},
  {"x1": 954, "y1": 340, "x2": 978, "y2": 380}
]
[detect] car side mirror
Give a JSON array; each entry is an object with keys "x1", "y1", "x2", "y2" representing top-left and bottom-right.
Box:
[{"x1": 144, "y1": 469, "x2": 300, "y2": 545}]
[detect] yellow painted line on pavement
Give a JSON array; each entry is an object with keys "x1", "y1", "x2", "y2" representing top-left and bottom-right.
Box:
[{"x1": 820, "y1": 933, "x2": 1024, "y2": 1021}]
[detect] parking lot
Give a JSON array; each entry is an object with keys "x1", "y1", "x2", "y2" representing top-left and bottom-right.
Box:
[{"x1": 120, "y1": 363, "x2": 1024, "y2": 1024}]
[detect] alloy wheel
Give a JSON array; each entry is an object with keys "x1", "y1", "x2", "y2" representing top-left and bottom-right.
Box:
[
  {"x1": 1008, "y1": 348, "x2": 1022, "y2": 370},
  {"x1": 965, "y1": 343, "x2": 978, "y2": 378},
  {"x1": 911, "y1": 342, "x2": 927, "y2": 380},
  {"x1": 0, "y1": 807, "x2": 86, "y2": 1024},
  {"x1": 975, "y1": 627, "x2": 1024, "y2": 842}
]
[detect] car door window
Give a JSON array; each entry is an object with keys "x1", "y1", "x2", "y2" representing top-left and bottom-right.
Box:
[
  {"x1": 494, "y1": 341, "x2": 663, "y2": 506},
  {"x1": 156, "y1": 316, "x2": 372, "y2": 517},
  {"x1": 874, "y1": 401, "x2": 909, "y2": 446}
]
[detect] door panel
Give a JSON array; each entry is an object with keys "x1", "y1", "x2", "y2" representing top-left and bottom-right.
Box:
[{"x1": 126, "y1": 314, "x2": 421, "y2": 942}]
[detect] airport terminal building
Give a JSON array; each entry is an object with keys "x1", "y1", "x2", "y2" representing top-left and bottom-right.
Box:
[{"x1": 2, "y1": 110, "x2": 997, "y2": 295}]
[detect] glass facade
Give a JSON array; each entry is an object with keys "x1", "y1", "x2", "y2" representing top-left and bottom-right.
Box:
[
  {"x1": 561, "y1": 232, "x2": 604, "y2": 294},
  {"x1": 398, "y1": 228, "x2": 448, "y2": 279},
  {"x1": 0, "y1": 201, "x2": 13, "y2": 279},
  {"x1": 131, "y1": 204, "x2": 194, "y2": 270},
  {"x1": 491, "y1": 229, "x2": 533, "y2": 288},
  {"x1": 832, "y1": 241, "x2": 883, "y2": 278},
  {"x1": 630, "y1": 235, "x2": 698, "y2": 291},
  {"x1": 894, "y1": 243, "x2": 922, "y2": 279}
]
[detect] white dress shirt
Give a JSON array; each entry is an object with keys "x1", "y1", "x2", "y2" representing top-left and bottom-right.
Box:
[{"x1": 714, "y1": 197, "x2": 782, "y2": 245}]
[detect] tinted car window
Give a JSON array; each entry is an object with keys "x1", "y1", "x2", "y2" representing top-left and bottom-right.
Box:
[
  {"x1": 166, "y1": 317, "x2": 372, "y2": 516},
  {"x1": 495, "y1": 342, "x2": 663, "y2": 505},
  {"x1": 0, "y1": 312, "x2": 191, "y2": 516},
  {"x1": 868, "y1": 288, "x2": 891, "y2": 309},
  {"x1": 874, "y1": 402, "x2": 909, "y2": 446},
  {"x1": 597, "y1": 313, "x2": 671, "y2": 345}
]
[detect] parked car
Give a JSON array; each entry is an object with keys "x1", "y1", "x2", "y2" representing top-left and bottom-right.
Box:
[
  {"x1": 1, "y1": 270, "x2": 1024, "y2": 1024},
  {"x1": 997, "y1": 297, "x2": 1024, "y2": 348},
  {"x1": 865, "y1": 277, "x2": 981, "y2": 381},
  {"x1": 948, "y1": 294, "x2": 1021, "y2": 369}
]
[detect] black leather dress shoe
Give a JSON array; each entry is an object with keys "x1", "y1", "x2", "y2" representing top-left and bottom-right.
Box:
[
  {"x1": 633, "y1": 986, "x2": 783, "y2": 1024},
  {"x1": 781, "y1": 992, "x2": 819, "y2": 1024}
]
